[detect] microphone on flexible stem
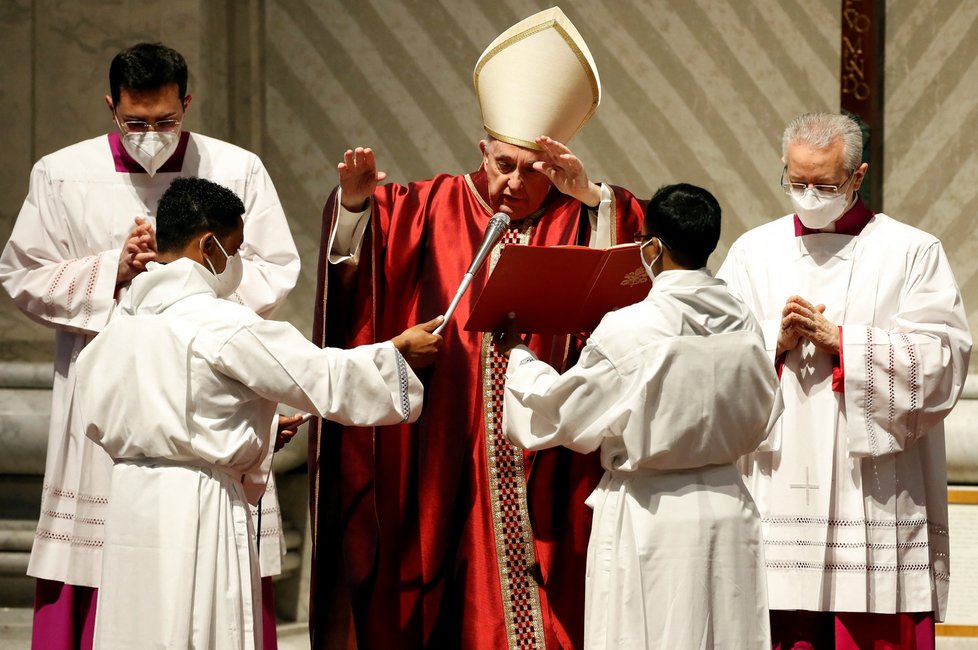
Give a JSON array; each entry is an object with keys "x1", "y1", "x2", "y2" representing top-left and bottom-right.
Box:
[{"x1": 433, "y1": 212, "x2": 511, "y2": 335}]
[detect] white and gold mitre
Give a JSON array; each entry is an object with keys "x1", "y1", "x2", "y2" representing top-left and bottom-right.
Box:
[{"x1": 473, "y1": 6, "x2": 601, "y2": 150}]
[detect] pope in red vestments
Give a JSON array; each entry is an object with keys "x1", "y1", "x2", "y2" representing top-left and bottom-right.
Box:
[{"x1": 308, "y1": 10, "x2": 645, "y2": 648}]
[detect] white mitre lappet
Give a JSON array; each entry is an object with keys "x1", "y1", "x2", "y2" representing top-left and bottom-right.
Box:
[{"x1": 473, "y1": 6, "x2": 601, "y2": 150}]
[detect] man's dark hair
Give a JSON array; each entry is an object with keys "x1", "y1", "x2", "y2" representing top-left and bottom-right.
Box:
[
  {"x1": 643, "y1": 183, "x2": 721, "y2": 269},
  {"x1": 156, "y1": 178, "x2": 244, "y2": 253},
  {"x1": 109, "y1": 43, "x2": 188, "y2": 105}
]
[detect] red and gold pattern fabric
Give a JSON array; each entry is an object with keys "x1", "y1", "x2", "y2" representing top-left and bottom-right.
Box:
[{"x1": 310, "y1": 167, "x2": 644, "y2": 649}]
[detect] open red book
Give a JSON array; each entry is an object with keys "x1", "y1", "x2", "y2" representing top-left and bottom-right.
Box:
[{"x1": 465, "y1": 243, "x2": 651, "y2": 335}]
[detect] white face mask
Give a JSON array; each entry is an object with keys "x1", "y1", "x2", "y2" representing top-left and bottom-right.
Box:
[
  {"x1": 201, "y1": 236, "x2": 243, "y2": 299},
  {"x1": 791, "y1": 187, "x2": 850, "y2": 230},
  {"x1": 640, "y1": 237, "x2": 662, "y2": 281},
  {"x1": 116, "y1": 118, "x2": 181, "y2": 176}
]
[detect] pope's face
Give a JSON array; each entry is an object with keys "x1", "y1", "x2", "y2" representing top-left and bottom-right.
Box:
[{"x1": 480, "y1": 139, "x2": 552, "y2": 221}]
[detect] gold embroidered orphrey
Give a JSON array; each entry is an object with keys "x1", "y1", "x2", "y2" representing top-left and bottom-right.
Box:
[{"x1": 481, "y1": 218, "x2": 547, "y2": 649}]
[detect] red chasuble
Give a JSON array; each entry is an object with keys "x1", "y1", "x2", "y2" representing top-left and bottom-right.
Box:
[{"x1": 309, "y1": 168, "x2": 644, "y2": 649}]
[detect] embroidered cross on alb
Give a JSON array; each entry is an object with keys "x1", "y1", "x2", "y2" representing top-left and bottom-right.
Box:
[{"x1": 790, "y1": 467, "x2": 819, "y2": 506}]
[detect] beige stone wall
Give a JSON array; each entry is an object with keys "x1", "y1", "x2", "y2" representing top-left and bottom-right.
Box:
[
  {"x1": 884, "y1": 2, "x2": 978, "y2": 365},
  {"x1": 2, "y1": 0, "x2": 976, "y2": 363},
  {"x1": 0, "y1": 0, "x2": 265, "y2": 359},
  {"x1": 262, "y1": 0, "x2": 841, "y2": 335},
  {"x1": 0, "y1": 0, "x2": 213, "y2": 358}
]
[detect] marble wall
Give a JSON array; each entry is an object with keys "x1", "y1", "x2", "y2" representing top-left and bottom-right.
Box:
[
  {"x1": 884, "y1": 1, "x2": 978, "y2": 345},
  {"x1": 0, "y1": 0, "x2": 263, "y2": 359},
  {"x1": 1, "y1": 0, "x2": 977, "y2": 357},
  {"x1": 0, "y1": 0, "x2": 839, "y2": 358},
  {"x1": 262, "y1": 0, "x2": 841, "y2": 340},
  {"x1": 1, "y1": 0, "x2": 977, "y2": 632}
]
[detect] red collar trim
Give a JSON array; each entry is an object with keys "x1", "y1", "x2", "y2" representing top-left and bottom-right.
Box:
[{"x1": 794, "y1": 196, "x2": 874, "y2": 237}]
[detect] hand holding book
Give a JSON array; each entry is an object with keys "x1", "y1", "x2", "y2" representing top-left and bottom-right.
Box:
[{"x1": 466, "y1": 243, "x2": 651, "y2": 335}]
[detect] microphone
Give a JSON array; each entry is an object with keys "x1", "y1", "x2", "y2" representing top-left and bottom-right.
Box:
[{"x1": 434, "y1": 212, "x2": 510, "y2": 335}]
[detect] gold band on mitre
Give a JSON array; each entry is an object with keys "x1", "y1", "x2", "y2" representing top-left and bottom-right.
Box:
[{"x1": 473, "y1": 7, "x2": 601, "y2": 150}]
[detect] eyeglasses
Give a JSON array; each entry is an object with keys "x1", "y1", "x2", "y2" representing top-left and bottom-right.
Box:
[
  {"x1": 632, "y1": 232, "x2": 670, "y2": 248},
  {"x1": 781, "y1": 167, "x2": 855, "y2": 199},
  {"x1": 117, "y1": 118, "x2": 182, "y2": 133}
]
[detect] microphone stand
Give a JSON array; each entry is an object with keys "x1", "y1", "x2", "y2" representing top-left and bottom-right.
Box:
[
  {"x1": 433, "y1": 213, "x2": 510, "y2": 336},
  {"x1": 435, "y1": 274, "x2": 474, "y2": 336}
]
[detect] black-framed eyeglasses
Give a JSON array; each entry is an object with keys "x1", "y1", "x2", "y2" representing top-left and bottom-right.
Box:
[
  {"x1": 780, "y1": 167, "x2": 856, "y2": 199},
  {"x1": 632, "y1": 232, "x2": 670, "y2": 248}
]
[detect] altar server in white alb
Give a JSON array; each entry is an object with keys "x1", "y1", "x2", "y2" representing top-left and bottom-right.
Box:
[
  {"x1": 0, "y1": 43, "x2": 299, "y2": 649},
  {"x1": 496, "y1": 183, "x2": 781, "y2": 649},
  {"x1": 75, "y1": 177, "x2": 441, "y2": 649},
  {"x1": 718, "y1": 112, "x2": 972, "y2": 648}
]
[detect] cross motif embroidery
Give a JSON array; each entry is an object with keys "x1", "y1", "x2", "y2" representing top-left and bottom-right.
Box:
[{"x1": 790, "y1": 467, "x2": 820, "y2": 506}]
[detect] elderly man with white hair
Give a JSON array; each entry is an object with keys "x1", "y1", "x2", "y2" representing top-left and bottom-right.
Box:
[{"x1": 718, "y1": 112, "x2": 972, "y2": 649}]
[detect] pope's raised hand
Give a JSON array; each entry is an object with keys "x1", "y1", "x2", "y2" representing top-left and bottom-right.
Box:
[
  {"x1": 337, "y1": 147, "x2": 387, "y2": 213},
  {"x1": 531, "y1": 136, "x2": 601, "y2": 208}
]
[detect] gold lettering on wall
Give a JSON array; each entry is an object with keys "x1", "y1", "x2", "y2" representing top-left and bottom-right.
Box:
[
  {"x1": 843, "y1": 2, "x2": 871, "y2": 33},
  {"x1": 839, "y1": 0, "x2": 884, "y2": 212},
  {"x1": 842, "y1": 36, "x2": 870, "y2": 101},
  {"x1": 842, "y1": 0, "x2": 872, "y2": 102}
]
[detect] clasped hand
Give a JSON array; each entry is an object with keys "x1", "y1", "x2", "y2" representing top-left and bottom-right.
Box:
[
  {"x1": 117, "y1": 217, "x2": 157, "y2": 285},
  {"x1": 777, "y1": 295, "x2": 840, "y2": 357}
]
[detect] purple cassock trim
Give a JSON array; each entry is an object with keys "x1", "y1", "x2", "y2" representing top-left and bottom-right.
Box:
[
  {"x1": 794, "y1": 196, "x2": 875, "y2": 237},
  {"x1": 33, "y1": 579, "x2": 97, "y2": 650},
  {"x1": 770, "y1": 610, "x2": 935, "y2": 650},
  {"x1": 108, "y1": 131, "x2": 190, "y2": 174}
]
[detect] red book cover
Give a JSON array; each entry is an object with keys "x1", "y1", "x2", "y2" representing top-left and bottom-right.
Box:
[{"x1": 465, "y1": 243, "x2": 651, "y2": 335}]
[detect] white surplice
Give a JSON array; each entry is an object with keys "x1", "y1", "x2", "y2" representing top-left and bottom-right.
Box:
[
  {"x1": 0, "y1": 132, "x2": 299, "y2": 587},
  {"x1": 504, "y1": 269, "x2": 782, "y2": 649},
  {"x1": 718, "y1": 212, "x2": 972, "y2": 620},
  {"x1": 75, "y1": 258, "x2": 422, "y2": 650}
]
